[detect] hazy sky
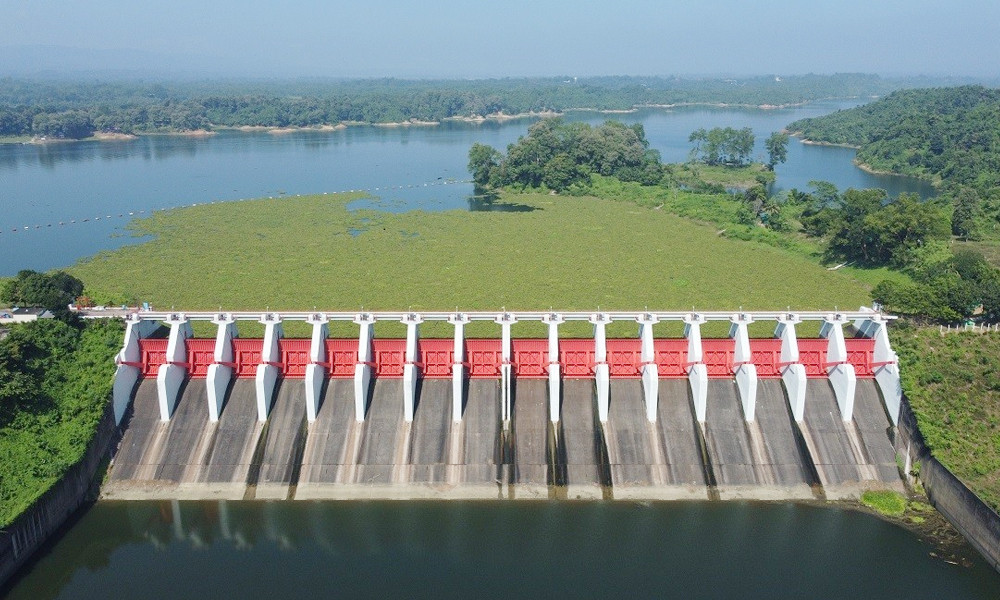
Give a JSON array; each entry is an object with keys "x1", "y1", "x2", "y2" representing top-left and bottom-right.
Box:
[{"x1": 2, "y1": 0, "x2": 999, "y2": 78}]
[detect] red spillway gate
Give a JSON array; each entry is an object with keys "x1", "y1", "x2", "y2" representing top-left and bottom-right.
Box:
[
  {"x1": 325, "y1": 339, "x2": 359, "y2": 378},
  {"x1": 135, "y1": 337, "x2": 877, "y2": 379},
  {"x1": 138, "y1": 338, "x2": 168, "y2": 377},
  {"x1": 186, "y1": 339, "x2": 216, "y2": 378}
]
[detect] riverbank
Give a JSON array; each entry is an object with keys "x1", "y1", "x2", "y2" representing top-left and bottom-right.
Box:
[
  {"x1": 0, "y1": 98, "x2": 882, "y2": 147},
  {"x1": 792, "y1": 136, "x2": 861, "y2": 149},
  {"x1": 848, "y1": 491, "x2": 980, "y2": 566}
]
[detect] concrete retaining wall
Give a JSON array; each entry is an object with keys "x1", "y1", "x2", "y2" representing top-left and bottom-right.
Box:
[
  {"x1": 0, "y1": 400, "x2": 117, "y2": 589},
  {"x1": 897, "y1": 397, "x2": 1000, "y2": 571}
]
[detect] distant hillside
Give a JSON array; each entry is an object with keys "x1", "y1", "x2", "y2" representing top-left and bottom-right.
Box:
[{"x1": 787, "y1": 86, "x2": 1000, "y2": 190}]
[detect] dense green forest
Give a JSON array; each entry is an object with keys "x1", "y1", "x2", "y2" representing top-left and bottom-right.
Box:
[
  {"x1": 0, "y1": 73, "x2": 923, "y2": 139},
  {"x1": 787, "y1": 86, "x2": 1000, "y2": 239},
  {"x1": 0, "y1": 271, "x2": 121, "y2": 525},
  {"x1": 0, "y1": 318, "x2": 122, "y2": 526}
]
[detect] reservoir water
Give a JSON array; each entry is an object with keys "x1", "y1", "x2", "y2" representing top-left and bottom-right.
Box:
[
  {"x1": 0, "y1": 99, "x2": 935, "y2": 275},
  {"x1": 7, "y1": 501, "x2": 1000, "y2": 600}
]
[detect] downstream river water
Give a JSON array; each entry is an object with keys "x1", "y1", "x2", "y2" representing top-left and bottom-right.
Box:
[
  {"x1": 0, "y1": 99, "x2": 935, "y2": 275},
  {"x1": 4, "y1": 100, "x2": 993, "y2": 598},
  {"x1": 8, "y1": 501, "x2": 1000, "y2": 600}
]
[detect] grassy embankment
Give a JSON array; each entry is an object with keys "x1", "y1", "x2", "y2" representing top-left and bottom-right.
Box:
[
  {"x1": 71, "y1": 185, "x2": 889, "y2": 339},
  {"x1": 893, "y1": 326, "x2": 1000, "y2": 511},
  {"x1": 0, "y1": 135, "x2": 32, "y2": 144},
  {"x1": 0, "y1": 320, "x2": 123, "y2": 526},
  {"x1": 670, "y1": 162, "x2": 775, "y2": 190}
]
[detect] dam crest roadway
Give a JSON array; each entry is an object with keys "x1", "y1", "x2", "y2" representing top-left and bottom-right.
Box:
[{"x1": 101, "y1": 309, "x2": 907, "y2": 501}]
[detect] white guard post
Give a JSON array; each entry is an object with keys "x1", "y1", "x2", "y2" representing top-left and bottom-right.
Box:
[
  {"x1": 255, "y1": 313, "x2": 283, "y2": 421},
  {"x1": 112, "y1": 315, "x2": 158, "y2": 425},
  {"x1": 206, "y1": 313, "x2": 238, "y2": 422},
  {"x1": 591, "y1": 313, "x2": 611, "y2": 423},
  {"x1": 305, "y1": 313, "x2": 329, "y2": 423},
  {"x1": 855, "y1": 310, "x2": 901, "y2": 425},
  {"x1": 542, "y1": 313, "x2": 564, "y2": 423},
  {"x1": 448, "y1": 313, "x2": 471, "y2": 423},
  {"x1": 729, "y1": 313, "x2": 758, "y2": 422},
  {"x1": 156, "y1": 313, "x2": 192, "y2": 421},
  {"x1": 775, "y1": 314, "x2": 807, "y2": 422},
  {"x1": 353, "y1": 313, "x2": 376, "y2": 422},
  {"x1": 821, "y1": 314, "x2": 857, "y2": 422},
  {"x1": 684, "y1": 313, "x2": 708, "y2": 423},
  {"x1": 402, "y1": 313, "x2": 423, "y2": 423},
  {"x1": 637, "y1": 313, "x2": 659, "y2": 422},
  {"x1": 495, "y1": 312, "x2": 517, "y2": 425}
]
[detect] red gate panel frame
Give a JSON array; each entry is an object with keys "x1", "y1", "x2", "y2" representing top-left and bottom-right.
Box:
[
  {"x1": 326, "y1": 339, "x2": 359, "y2": 378},
  {"x1": 373, "y1": 339, "x2": 407, "y2": 377},
  {"x1": 139, "y1": 338, "x2": 168, "y2": 377},
  {"x1": 186, "y1": 339, "x2": 216, "y2": 378},
  {"x1": 798, "y1": 339, "x2": 828, "y2": 378},
  {"x1": 279, "y1": 339, "x2": 311, "y2": 378},
  {"x1": 419, "y1": 339, "x2": 454, "y2": 378},
  {"x1": 467, "y1": 339, "x2": 502, "y2": 378},
  {"x1": 512, "y1": 339, "x2": 548, "y2": 379},
  {"x1": 845, "y1": 338, "x2": 875, "y2": 377},
  {"x1": 748, "y1": 338, "x2": 782, "y2": 378},
  {"x1": 701, "y1": 339, "x2": 734, "y2": 377},
  {"x1": 560, "y1": 339, "x2": 596, "y2": 378},
  {"x1": 653, "y1": 339, "x2": 688, "y2": 378},
  {"x1": 605, "y1": 339, "x2": 641, "y2": 378},
  {"x1": 232, "y1": 339, "x2": 264, "y2": 377}
]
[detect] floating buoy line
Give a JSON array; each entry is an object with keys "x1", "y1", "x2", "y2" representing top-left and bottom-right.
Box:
[{"x1": 1, "y1": 178, "x2": 473, "y2": 236}]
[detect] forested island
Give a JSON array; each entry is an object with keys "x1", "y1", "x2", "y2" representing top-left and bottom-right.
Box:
[{"x1": 0, "y1": 73, "x2": 944, "y2": 140}]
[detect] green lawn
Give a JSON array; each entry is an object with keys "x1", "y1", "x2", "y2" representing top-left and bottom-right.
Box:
[{"x1": 670, "y1": 162, "x2": 775, "y2": 189}]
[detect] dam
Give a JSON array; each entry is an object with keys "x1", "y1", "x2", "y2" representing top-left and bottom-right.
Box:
[{"x1": 103, "y1": 309, "x2": 906, "y2": 501}]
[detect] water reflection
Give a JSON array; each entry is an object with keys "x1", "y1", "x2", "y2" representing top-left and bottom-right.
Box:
[{"x1": 8, "y1": 500, "x2": 1000, "y2": 600}]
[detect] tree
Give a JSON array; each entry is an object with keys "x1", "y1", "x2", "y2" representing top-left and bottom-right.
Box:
[
  {"x1": 951, "y1": 187, "x2": 984, "y2": 240},
  {"x1": 688, "y1": 127, "x2": 754, "y2": 166},
  {"x1": 542, "y1": 153, "x2": 586, "y2": 192},
  {"x1": 467, "y1": 143, "x2": 502, "y2": 188},
  {"x1": 826, "y1": 191, "x2": 951, "y2": 267},
  {"x1": 765, "y1": 132, "x2": 789, "y2": 170},
  {"x1": 1, "y1": 270, "x2": 84, "y2": 315}
]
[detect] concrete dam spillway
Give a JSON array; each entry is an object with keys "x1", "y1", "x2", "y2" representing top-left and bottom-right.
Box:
[{"x1": 103, "y1": 309, "x2": 906, "y2": 501}]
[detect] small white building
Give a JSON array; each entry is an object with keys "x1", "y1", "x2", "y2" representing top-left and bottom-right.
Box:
[{"x1": 0, "y1": 307, "x2": 56, "y2": 324}]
